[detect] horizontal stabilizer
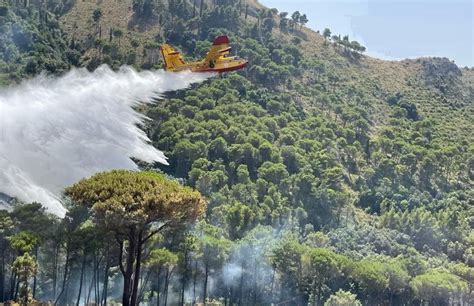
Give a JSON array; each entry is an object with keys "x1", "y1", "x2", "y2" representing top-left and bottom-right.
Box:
[{"x1": 219, "y1": 47, "x2": 232, "y2": 53}]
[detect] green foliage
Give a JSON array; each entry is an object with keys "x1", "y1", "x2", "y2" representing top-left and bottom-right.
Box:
[
  {"x1": 353, "y1": 260, "x2": 389, "y2": 300},
  {"x1": 1, "y1": 0, "x2": 472, "y2": 304},
  {"x1": 12, "y1": 252, "x2": 38, "y2": 304},
  {"x1": 410, "y1": 270, "x2": 469, "y2": 304},
  {"x1": 147, "y1": 248, "x2": 178, "y2": 268},
  {"x1": 0, "y1": 4, "x2": 74, "y2": 81},
  {"x1": 271, "y1": 233, "x2": 306, "y2": 299},
  {"x1": 92, "y1": 8, "x2": 102, "y2": 23},
  {"x1": 65, "y1": 170, "x2": 206, "y2": 306},
  {"x1": 66, "y1": 170, "x2": 206, "y2": 230},
  {"x1": 323, "y1": 28, "x2": 331, "y2": 40},
  {"x1": 9, "y1": 230, "x2": 40, "y2": 304},
  {"x1": 9, "y1": 231, "x2": 39, "y2": 253},
  {"x1": 324, "y1": 289, "x2": 362, "y2": 306},
  {"x1": 302, "y1": 248, "x2": 349, "y2": 304}
]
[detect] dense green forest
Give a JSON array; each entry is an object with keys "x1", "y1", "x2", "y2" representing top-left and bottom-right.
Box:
[{"x1": 0, "y1": 0, "x2": 473, "y2": 305}]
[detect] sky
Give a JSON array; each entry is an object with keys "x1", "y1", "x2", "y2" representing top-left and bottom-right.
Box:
[{"x1": 260, "y1": 0, "x2": 474, "y2": 67}]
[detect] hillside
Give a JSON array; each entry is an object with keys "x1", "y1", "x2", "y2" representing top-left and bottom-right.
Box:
[
  {"x1": 0, "y1": 0, "x2": 473, "y2": 305},
  {"x1": 57, "y1": 0, "x2": 474, "y2": 144}
]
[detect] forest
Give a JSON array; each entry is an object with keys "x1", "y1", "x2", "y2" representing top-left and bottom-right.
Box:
[{"x1": 0, "y1": 0, "x2": 473, "y2": 305}]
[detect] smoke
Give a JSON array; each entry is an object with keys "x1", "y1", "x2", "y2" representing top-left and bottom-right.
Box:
[{"x1": 0, "y1": 65, "x2": 211, "y2": 216}]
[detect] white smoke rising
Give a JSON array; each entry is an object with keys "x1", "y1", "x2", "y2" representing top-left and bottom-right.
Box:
[{"x1": 0, "y1": 65, "x2": 211, "y2": 216}]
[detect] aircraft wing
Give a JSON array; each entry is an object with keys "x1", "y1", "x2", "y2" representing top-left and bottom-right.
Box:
[
  {"x1": 161, "y1": 44, "x2": 187, "y2": 71},
  {"x1": 204, "y1": 35, "x2": 232, "y2": 62}
]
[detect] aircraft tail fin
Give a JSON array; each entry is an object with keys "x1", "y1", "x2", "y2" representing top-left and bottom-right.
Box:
[{"x1": 160, "y1": 44, "x2": 186, "y2": 71}]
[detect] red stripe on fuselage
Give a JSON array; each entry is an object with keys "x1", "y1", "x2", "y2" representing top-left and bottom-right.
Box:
[{"x1": 198, "y1": 62, "x2": 248, "y2": 73}]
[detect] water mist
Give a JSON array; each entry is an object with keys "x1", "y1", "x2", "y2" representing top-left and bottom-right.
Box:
[{"x1": 0, "y1": 65, "x2": 211, "y2": 216}]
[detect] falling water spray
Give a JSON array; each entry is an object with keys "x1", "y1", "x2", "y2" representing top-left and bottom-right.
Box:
[{"x1": 0, "y1": 65, "x2": 212, "y2": 216}]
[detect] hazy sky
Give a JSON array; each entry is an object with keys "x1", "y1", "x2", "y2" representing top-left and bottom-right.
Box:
[{"x1": 260, "y1": 0, "x2": 473, "y2": 67}]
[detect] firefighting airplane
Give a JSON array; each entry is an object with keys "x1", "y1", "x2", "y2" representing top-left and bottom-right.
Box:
[{"x1": 160, "y1": 35, "x2": 248, "y2": 73}]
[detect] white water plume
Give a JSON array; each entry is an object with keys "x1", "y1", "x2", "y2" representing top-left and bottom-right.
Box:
[{"x1": 0, "y1": 65, "x2": 212, "y2": 216}]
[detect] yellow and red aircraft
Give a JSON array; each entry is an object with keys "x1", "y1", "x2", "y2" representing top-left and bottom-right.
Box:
[{"x1": 160, "y1": 36, "x2": 248, "y2": 73}]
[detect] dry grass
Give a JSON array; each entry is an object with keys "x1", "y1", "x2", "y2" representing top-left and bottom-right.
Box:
[
  {"x1": 61, "y1": 0, "x2": 473, "y2": 142},
  {"x1": 294, "y1": 24, "x2": 473, "y2": 141},
  {"x1": 61, "y1": 0, "x2": 162, "y2": 62}
]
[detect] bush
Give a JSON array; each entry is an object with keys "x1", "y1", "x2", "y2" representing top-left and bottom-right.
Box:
[{"x1": 325, "y1": 290, "x2": 362, "y2": 306}]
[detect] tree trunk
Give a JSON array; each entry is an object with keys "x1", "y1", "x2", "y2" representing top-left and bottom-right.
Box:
[
  {"x1": 94, "y1": 254, "x2": 100, "y2": 305},
  {"x1": 156, "y1": 266, "x2": 162, "y2": 306},
  {"x1": 138, "y1": 268, "x2": 152, "y2": 302},
  {"x1": 203, "y1": 263, "x2": 209, "y2": 304},
  {"x1": 180, "y1": 251, "x2": 189, "y2": 305},
  {"x1": 55, "y1": 244, "x2": 70, "y2": 305},
  {"x1": 102, "y1": 254, "x2": 110, "y2": 306},
  {"x1": 76, "y1": 253, "x2": 86, "y2": 306},
  {"x1": 19, "y1": 274, "x2": 28, "y2": 305},
  {"x1": 32, "y1": 245, "x2": 38, "y2": 299},
  {"x1": 252, "y1": 259, "x2": 258, "y2": 306},
  {"x1": 120, "y1": 228, "x2": 137, "y2": 306},
  {"x1": 122, "y1": 242, "x2": 134, "y2": 306},
  {"x1": 180, "y1": 273, "x2": 186, "y2": 305},
  {"x1": 164, "y1": 268, "x2": 170, "y2": 306},
  {"x1": 13, "y1": 277, "x2": 19, "y2": 301},
  {"x1": 238, "y1": 261, "x2": 244, "y2": 306},
  {"x1": 165, "y1": 268, "x2": 174, "y2": 306},
  {"x1": 9, "y1": 269, "x2": 15, "y2": 300},
  {"x1": 86, "y1": 268, "x2": 94, "y2": 306},
  {"x1": 269, "y1": 266, "x2": 275, "y2": 304},
  {"x1": 192, "y1": 259, "x2": 197, "y2": 305},
  {"x1": 87, "y1": 254, "x2": 100, "y2": 305},
  {"x1": 0, "y1": 241, "x2": 5, "y2": 302},
  {"x1": 130, "y1": 230, "x2": 143, "y2": 306},
  {"x1": 52, "y1": 243, "x2": 59, "y2": 301},
  {"x1": 317, "y1": 283, "x2": 322, "y2": 306}
]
